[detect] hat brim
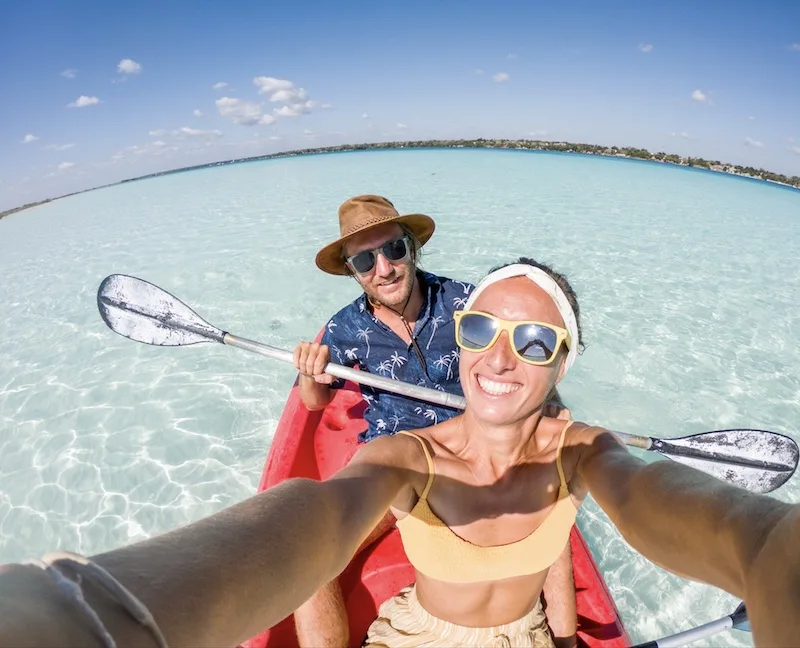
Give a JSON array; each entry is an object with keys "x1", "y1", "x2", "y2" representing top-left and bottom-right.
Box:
[{"x1": 315, "y1": 213, "x2": 435, "y2": 275}]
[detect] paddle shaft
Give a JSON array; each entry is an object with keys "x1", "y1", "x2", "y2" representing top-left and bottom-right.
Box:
[
  {"x1": 224, "y1": 333, "x2": 656, "y2": 449},
  {"x1": 223, "y1": 333, "x2": 469, "y2": 410},
  {"x1": 631, "y1": 604, "x2": 748, "y2": 647}
]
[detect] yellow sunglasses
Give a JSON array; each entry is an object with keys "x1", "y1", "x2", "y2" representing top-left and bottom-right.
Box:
[{"x1": 454, "y1": 310, "x2": 571, "y2": 366}]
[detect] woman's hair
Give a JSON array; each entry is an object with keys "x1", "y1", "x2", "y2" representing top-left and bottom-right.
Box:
[{"x1": 487, "y1": 257, "x2": 584, "y2": 352}]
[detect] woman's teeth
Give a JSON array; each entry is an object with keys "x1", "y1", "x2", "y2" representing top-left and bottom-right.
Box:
[{"x1": 477, "y1": 375, "x2": 521, "y2": 396}]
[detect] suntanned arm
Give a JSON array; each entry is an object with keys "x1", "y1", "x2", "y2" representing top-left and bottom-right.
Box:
[
  {"x1": 541, "y1": 542, "x2": 577, "y2": 648},
  {"x1": 297, "y1": 374, "x2": 335, "y2": 411},
  {"x1": 293, "y1": 342, "x2": 337, "y2": 411},
  {"x1": 571, "y1": 425, "x2": 800, "y2": 648},
  {"x1": 0, "y1": 436, "x2": 417, "y2": 648}
]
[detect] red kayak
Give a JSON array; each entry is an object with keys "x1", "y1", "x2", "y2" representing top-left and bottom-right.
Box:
[{"x1": 242, "y1": 375, "x2": 631, "y2": 648}]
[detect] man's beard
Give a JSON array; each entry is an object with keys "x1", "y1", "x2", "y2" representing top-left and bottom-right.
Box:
[{"x1": 362, "y1": 268, "x2": 416, "y2": 310}]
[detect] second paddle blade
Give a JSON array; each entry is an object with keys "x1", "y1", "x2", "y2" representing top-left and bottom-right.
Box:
[
  {"x1": 97, "y1": 274, "x2": 225, "y2": 346},
  {"x1": 653, "y1": 428, "x2": 799, "y2": 494}
]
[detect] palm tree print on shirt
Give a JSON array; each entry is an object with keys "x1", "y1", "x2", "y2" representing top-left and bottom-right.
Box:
[
  {"x1": 446, "y1": 350, "x2": 459, "y2": 379},
  {"x1": 389, "y1": 415, "x2": 401, "y2": 432},
  {"x1": 389, "y1": 351, "x2": 407, "y2": 379},
  {"x1": 414, "y1": 406, "x2": 438, "y2": 424},
  {"x1": 426, "y1": 315, "x2": 444, "y2": 350},
  {"x1": 357, "y1": 326, "x2": 373, "y2": 358},
  {"x1": 434, "y1": 351, "x2": 460, "y2": 380},
  {"x1": 454, "y1": 281, "x2": 472, "y2": 295}
]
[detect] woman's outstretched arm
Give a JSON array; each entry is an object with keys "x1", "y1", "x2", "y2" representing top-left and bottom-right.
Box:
[
  {"x1": 571, "y1": 425, "x2": 800, "y2": 647},
  {"x1": 0, "y1": 435, "x2": 417, "y2": 648}
]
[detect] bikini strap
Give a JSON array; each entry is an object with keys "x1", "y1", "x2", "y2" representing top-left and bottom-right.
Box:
[
  {"x1": 556, "y1": 420, "x2": 573, "y2": 497},
  {"x1": 396, "y1": 431, "x2": 436, "y2": 499}
]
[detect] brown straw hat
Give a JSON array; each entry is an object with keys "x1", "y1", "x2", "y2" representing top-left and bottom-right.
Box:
[{"x1": 315, "y1": 195, "x2": 436, "y2": 275}]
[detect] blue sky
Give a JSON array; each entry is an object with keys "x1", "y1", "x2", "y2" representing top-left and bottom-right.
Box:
[{"x1": 2, "y1": 0, "x2": 799, "y2": 210}]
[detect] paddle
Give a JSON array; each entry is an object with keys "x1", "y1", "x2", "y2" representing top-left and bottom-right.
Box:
[
  {"x1": 631, "y1": 601, "x2": 749, "y2": 647},
  {"x1": 96, "y1": 274, "x2": 799, "y2": 494}
]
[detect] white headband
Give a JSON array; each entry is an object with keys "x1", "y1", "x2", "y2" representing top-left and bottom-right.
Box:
[{"x1": 464, "y1": 263, "x2": 580, "y2": 373}]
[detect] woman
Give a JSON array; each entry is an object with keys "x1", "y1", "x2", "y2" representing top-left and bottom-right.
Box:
[
  {"x1": 358, "y1": 257, "x2": 588, "y2": 647},
  {"x1": 2, "y1": 258, "x2": 798, "y2": 648}
]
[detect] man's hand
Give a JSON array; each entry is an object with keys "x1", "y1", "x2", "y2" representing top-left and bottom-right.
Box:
[{"x1": 293, "y1": 342, "x2": 336, "y2": 384}]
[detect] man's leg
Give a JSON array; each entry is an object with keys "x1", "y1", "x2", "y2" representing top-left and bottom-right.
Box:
[
  {"x1": 294, "y1": 511, "x2": 396, "y2": 647},
  {"x1": 541, "y1": 542, "x2": 577, "y2": 648}
]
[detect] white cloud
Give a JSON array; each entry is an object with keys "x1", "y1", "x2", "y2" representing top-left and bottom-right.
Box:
[
  {"x1": 269, "y1": 87, "x2": 308, "y2": 103},
  {"x1": 303, "y1": 128, "x2": 313, "y2": 135},
  {"x1": 193, "y1": 109, "x2": 203, "y2": 118},
  {"x1": 118, "y1": 59, "x2": 142, "y2": 74},
  {"x1": 529, "y1": 130, "x2": 548, "y2": 137},
  {"x1": 744, "y1": 137, "x2": 764, "y2": 148},
  {"x1": 216, "y1": 97, "x2": 276, "y2": 125},
  {"x1": 22, "y1": 134, "x2": 38, "y2": 143},
  {"x1": 670, "y1": 131, "x2": 695, "y2": 139},
  {"x1": 67, "y1": 95, "x2": 99, "y2": 108},
  {"x1": 61, "y1": 69, "x2": 77, "y2": 79},
  {"x1": 253, "y1": 77, "x2": 317, "y2": 110},
  {"x1": 253, "y1": 76, "x2": 294, "y2": 94},
  {"x1": 110, "y1": 141, "x2": 180, "y2": 163},
  {"x1": 269, "y1": 136, "x2": 281, "y2": 141},
  {"x1": 493, "y1": 72, "x2": 510, "y2": 82},
  {"x1": 58, "y1": 162, "x2": 75, "y2": 170},
  {"x1": 147, "y1": 127, "x2": 223, "y2": 140},
  {"x1": 748, "y1": 115, "x2": 756, "y2": 121},
  {"x1": 691, "y1": 89, "x2": 708, "y2": 103},
  {"x1": 397, "y1": 123, "x2": 408, "y2": 129},
  {"x1": 273, "y1": 100, "x2": 314, "y2": 117},
  {"x1": 212, "y1": 82, "x2": 228, "y2": 90},
  {"x1": 638, "y1": 43, "x2": 653, "y2": 53},
  {"x1": 321, "y1": 103, "x2": 332, "y2": 109},
  {"x1": 175, "y1": 127, "x2": 222, "y2": 138},
  {"x1": 789, "y1": 43, "x2": 800, "y2": 51},
  {"x1": 790, "y1": 146, "x2": 800, "y2": 156},
  {"x1": 507, "y1": 53, "x2": 517, "y2": 60},
  {"x1": 43, "y1": 143, "x2": 75, "y2": 151},
  {"x1": 475, "y1": 68, "x2": 484, "y2": 75},
  {"x1": 362, "y1": 112, "x2": 369, "y2": 119}
]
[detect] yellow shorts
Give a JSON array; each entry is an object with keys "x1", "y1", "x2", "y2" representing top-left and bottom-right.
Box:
[{"x1": 364, "y1": 585, "x2": 555, "y2": 648}]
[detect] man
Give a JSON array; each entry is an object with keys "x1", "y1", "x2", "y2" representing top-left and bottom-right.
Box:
[{"x1": 291, "y1": 195, "x2": 576, "y2": 647}]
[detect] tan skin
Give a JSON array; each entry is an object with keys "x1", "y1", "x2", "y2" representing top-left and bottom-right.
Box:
[
  {"x1": 3, "y1": 274, "x2": 800, "y2": 647},
  {"x1": 291, "y1": 233, "x2": 575, "y2": 646}
]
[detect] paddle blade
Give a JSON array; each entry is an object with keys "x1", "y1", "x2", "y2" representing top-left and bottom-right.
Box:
[
  {"x1": 97, "y1": 274, "x2": 225, "y2": 346},
  {"x1": 653, "y1": 429, "x2": 799, "y2": 494}
]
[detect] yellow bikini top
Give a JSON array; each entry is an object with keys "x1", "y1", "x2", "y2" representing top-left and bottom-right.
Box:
[{"x1": 395, "y1": 421, "x2": 579, "y2": 584}]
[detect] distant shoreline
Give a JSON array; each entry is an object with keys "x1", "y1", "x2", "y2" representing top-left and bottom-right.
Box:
[{"x1": 3, "y1": 138, "x2": 798, "y2": 219}]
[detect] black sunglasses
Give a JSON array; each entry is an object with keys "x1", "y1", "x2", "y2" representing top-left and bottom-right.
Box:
[{"x1": 345, "y1": 236, "x2": 411, "y2": 275}]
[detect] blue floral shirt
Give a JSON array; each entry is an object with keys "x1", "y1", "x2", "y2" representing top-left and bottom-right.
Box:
[{"x1": 321, "y1": 271, "x2": 475, "y2": 442}]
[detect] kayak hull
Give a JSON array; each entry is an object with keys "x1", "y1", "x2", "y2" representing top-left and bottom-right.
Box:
[{"x1": 242, "y1": 377, "x2": 631, "y2": 648}]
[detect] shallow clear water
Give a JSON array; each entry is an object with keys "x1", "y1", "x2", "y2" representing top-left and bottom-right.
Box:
[{"x1": 1, "y1": 149, "x2": 799, "y2": 645}]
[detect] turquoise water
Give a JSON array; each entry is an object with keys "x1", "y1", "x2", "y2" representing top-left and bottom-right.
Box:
[{"x1": 1, "y1": 148, "x2": 799, "y2": 645}]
